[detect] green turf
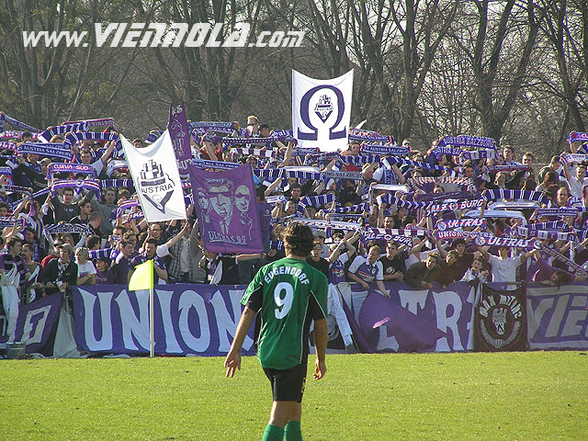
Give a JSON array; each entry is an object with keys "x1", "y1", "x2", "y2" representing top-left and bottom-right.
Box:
[{"x1": 1, "y1": 351, "x2": 587, "y2": 440}]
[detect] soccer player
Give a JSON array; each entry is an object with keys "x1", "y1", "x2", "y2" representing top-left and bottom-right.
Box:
[{"x1": 224, "y1": 222, "x2": 329, "y2": 441}]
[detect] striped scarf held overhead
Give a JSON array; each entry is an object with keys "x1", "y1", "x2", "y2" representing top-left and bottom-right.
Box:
[
  {"x1": 51, "y1": 179, "x2": 101, "y2": 199},
  {"x1": 39, "y1": 123, "x2": 89, "y2": 143},
  {"x1": 0, "y1": 113, "x2": 40, "y2": 132},
  {"x1": 297, "y1": 194, "x2": 338, "y2": 213},
  {"x1": 383, "y1": 156, "x2": 457, "y2": 177},
  {"x1": 481, "y1": 189, "x2": 551, "y2": 207}
]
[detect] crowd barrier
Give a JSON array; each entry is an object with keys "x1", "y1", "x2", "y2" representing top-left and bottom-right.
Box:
[{"x1": 1, "y1": 281, "x2": 587, "y2": 357}]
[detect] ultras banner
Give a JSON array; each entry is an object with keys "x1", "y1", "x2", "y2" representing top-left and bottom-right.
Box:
[
  {"x1": 292, "y1": 69, "x2": 353, "y2": 152},
  {"x1": 71, "y1": 284, "x2": 256, "y2": 356},
  {"x1": 526, "y1": 283, "x2": 588, "y2": 350}
]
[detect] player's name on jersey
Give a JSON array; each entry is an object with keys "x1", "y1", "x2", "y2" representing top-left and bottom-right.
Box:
[{"x1": 264, "y1": 264, "x2": 310, "y2": 285}]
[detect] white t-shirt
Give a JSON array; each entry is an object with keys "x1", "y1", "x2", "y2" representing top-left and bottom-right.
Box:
[
  {"x1": 488, "y1": 254, "x2": 521, "y2": 283},
  {"x1": 77, "y1": 260, "x2": 97, "y2": 278}
]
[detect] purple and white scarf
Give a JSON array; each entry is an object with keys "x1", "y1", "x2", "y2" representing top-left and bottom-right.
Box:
[
  {"x1": 192, "y1": 158, "x2": 240, "y2": 170},
  {"x1": 515, "y1": 227, "x2": 573, "y2": 241},
  {"x1": 436, "y1": 230, "x2": 494, "y2": 240},
  {"x1": 18, "y1": 142, "x2": 72, "y2": 160},
  {"x1": 291, "y1": 147, "x2": 319, "y2": 157},
  {"x1": 0, "y1": 216, "x2": 26, "y2": 228},
  {"x1": 116, "y1": 199, "x2": 140, "y2": 218},
  {"x1": 326, "y1": 202, "x2": 370, "y2": 214},
  {"x1": 337, "y1": 154, "x2": 381, "y2": 166},
  {"x1": 0, "y1": 131, "x2": 38, "y2": 141},
  {"x1": 474, "y1": 235, "x2": 540, "y2": 249},
  {"x1": 39, "y1": 123, "x2": 89, "y2": 143},
  {"x1": 535, "y1": 208, "x2": 578, "y2": 218},
  {"x1": 0, "y1": 114, "x2": 40, "y2": 132},
  {"x1": 44, "y1": 223, "x2": 93, "y2": 235},
  {"x1": 63, "y1": 131, "x2": 120, "y2": 149},
  {"x1": 429, "y1": 199, "x2": 484, "y2": 213},
  {"x1": 383, "y1": 156, "x2": 456, "y2": 177},
  {"x1": 0, "y1": 141, "x2": 17, "y2": 150},
  {"x1": 62, "y1": 118, "x2": 115, "y2": 128},
  {"x1": 349, "y1": 128, "x2": 393, "y2": 144},
  {"x1": 51, "y1": 179, "x2": 101, "y2": 197},
  {"x1": 231, "y1": 148, "x2": 276, "y2": 158},
  {"x1": 297, "y1": 194, "x2": 338, "y2": 213},
  {"x1": 559, "y1": 153, "x2": 588, "y2": 165},
  {"x1": 486, "y1": 164, "x2": 530, "y2": 173},
  {"x1": 539, "y1": 243, "x2": 588, "y2": 278},
  {"x1": 414, "y1": 191, "x2": 476, "y2": 203},
  {"x1": 361, "y1": 144, "x2": 408, "y2": 156},
  {"x1": 482, "y1": 189, "x2": 550, "y2": 206},
  {"x1": 436, "y1": 218, "x2": 486, "y2": 230},
  {"x1": 47, "y1": 163, "x2": 97, "y2": 178},
  {"x1": 101, "y1": 179, "x2": 134, "y2": 188},
  {"x1": 567, "y1": 132, "x2": 588, "y2": 144},
  {"x1": 437, "y1": 135, "x2": 496, "y2": 149},
  {"x1": 322, "y1": 170, "x2": 363, "y2": 181}
]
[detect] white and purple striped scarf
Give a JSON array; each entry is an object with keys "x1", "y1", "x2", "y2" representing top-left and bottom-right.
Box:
[
  {"x1": 231, "y1": 148, "x2": 276, "y2": 158},
  {"x1": 39, "y1": 123, "x2": 89, "y2": 143},
  {"x1": 567, "y1": 132, "x2": 588, "y2": 144},
  {"x1": 63, "y1": 131, "x2": 120, "y2": 149},
  {"x1": 101, "y1": 179, "x2": 134, "y2": 188},
  {"x1": 349, "y1": 128, "x2": 393, "y2": 144},
  {"x1": 486, "y1": 164, "x2": 530, "y2": 173},
  {"x1": 322, "y1": 170, "x2": 363, "y2": 181},
  {"x1": 325, "y1": 203, "x2": 370, "y2": 213},
  {"x1": 474, "y1": 235, "x2": 540, "y2": 249},
  {"x1": 51, "y1": 179, "x2": 101, "y2": 198},
  {"x1": 116, "y1": 199, "x2": 140, "y2": 218},
  {"x1": 436, "y1": 218, "x2": 486, "y2": 230},
  {"x1": 383, "y1": 156, "x2": 456, "y2": 176},
  {"x1": 297, "y1": 194, "x2": 338, "y2": 213},
  {"x1": 481, "y1": 189, "x2": 550, "y2": 206},
  {"x1": 535, "y1": 208, "x2": 578, "y2": 218}
]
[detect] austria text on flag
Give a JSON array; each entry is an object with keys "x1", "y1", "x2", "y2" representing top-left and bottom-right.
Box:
[
  {"x1": 189, "y1": 163, "x2": 263, "y2": 254},
  {"x1": 167, "y1": 102, "x2": 192, "y2": 177},
  {"x1": 292, "y1": 69, "x2": 353, "y2": 152},
  {"x1": 121, "y1": 131, "x2": 187, "y2": 222}
]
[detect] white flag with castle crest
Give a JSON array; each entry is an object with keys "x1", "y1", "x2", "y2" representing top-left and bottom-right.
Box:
[
  {"x1": 292, "y1": 69, "x2": 353, "y2": 152},
  {"x1": 121, "y1": 131, "x2": 187, "y2": 222}
]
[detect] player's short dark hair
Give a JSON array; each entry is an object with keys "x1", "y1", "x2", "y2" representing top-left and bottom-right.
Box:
[{"x1": 283, "y1": 222, "x2": 314, "y2": 257}]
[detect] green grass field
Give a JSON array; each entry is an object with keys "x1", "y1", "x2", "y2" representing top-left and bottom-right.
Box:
[{"x1": 1, "y1": 351, "x2": 587, "y2": 440}]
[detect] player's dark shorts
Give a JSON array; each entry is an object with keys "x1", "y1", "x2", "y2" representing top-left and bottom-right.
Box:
[{"x1": 263, "y1": 361, "x2": 307, "y2": 402}]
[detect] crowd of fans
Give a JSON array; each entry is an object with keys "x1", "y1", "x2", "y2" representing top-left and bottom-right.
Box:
[{"x1": 1, "y1": 112, "x2": 587, "y2": 308}]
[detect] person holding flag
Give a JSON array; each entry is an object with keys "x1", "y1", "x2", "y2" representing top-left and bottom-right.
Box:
[{"x1": 224, "y1": 222, "x2": 329, "y2": 441}]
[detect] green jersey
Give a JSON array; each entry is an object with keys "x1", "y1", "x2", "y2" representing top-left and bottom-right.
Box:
[{"x1": 241, "y1": 257, "x2": 328, "y2": 370}]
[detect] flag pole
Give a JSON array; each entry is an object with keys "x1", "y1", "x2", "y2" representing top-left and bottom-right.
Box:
[{"x1": 149, "y1": 285, "x2": 155, "y2": 358}]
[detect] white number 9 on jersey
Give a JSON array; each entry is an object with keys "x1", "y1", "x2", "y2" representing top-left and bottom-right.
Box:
[{"x1": 274, "y1": 281, "x2": 294, "y2": 319}]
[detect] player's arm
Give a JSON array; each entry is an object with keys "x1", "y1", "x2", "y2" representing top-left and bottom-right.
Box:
[
  {"x1": 313, "y1": 318, "x2": 328, "y2": 380},
  {"x1": 224, "y1": 306, "x2": 256, "y2": 378}
]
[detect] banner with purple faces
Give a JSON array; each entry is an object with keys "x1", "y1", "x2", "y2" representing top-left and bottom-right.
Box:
[
  {"x1": 167, "y1": 102, "x2": 192, "y2": 177},
  {"x1": 189, "y1": 163, "x2": 263, "y2": 254}
]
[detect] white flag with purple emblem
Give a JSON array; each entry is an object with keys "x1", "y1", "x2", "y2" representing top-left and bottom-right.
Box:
[
  {"x1": 121, "y1": 131, "x2": 187, "y2": 222},
  {"x1": 292, "y1": 69, "x2": 353, "y2": 152}
]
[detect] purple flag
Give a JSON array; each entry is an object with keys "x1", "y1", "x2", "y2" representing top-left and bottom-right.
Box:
[
  {"x1": 359, "y1": 291, "x2": 447, "y2": 352},
  {"x1": 189, "y1": 163, "x2": 263, "y2": 254},
  {"x1": 167, "y1": 102, "x2": 192, "y2": 177}
]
